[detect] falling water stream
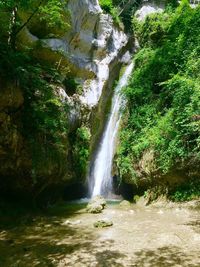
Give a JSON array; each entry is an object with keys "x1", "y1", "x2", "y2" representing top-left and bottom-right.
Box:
[{"x1": 90, "y1": 62, "x2": 134, "y2": 197}]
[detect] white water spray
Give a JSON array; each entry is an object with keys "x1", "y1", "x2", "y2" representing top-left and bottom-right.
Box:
[{"x1": 90, "y1": 62, "x2": 134, "y2": 197}]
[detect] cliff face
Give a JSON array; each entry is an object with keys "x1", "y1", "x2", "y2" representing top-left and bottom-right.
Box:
[
  {"x1": 20, "y1": 0, "x2": 128, "y2": 107},
  {"x1": 0, "y1": 0, "x2": 129, "y2": 201}
]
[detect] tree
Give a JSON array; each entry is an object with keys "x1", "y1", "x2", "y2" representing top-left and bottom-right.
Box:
[{"x1": 0, "y1": 0, "x2": 69, "y2": 49}]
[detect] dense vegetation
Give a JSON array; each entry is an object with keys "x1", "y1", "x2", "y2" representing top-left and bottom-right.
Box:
[
  {"x1": 99, "y1": 0, "x2": 141, "y2": 29},
  {"x1": 117, "y1": 0, "x2": 200, "y2": 200}
]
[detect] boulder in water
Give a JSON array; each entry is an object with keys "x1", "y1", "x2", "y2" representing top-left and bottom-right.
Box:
[
  {"x1": 86, "y1": 195, "x2": 106, "y2": 213},
  {"x1": 119, "y1": 200, "x2": 131, "y2": 207},
  {"x1": 92, "y1": 195, "x2": 106, "y2": 207},
  {"x1": 94, "y1": 218, "x2": 113, "y2": 228},
  {"x1": 86, "y1": 204, "x2": 104, "y2": 214}
]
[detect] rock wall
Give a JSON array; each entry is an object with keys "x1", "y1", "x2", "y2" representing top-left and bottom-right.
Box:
[
  {"x1": 0, "y1": 0, "x2": 130, "y2": 202},
  {"x1": 19, "y1": 0, "x2": 128, "y2": 108}
]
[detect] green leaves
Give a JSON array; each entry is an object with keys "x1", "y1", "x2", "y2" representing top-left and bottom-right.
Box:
[
  {"x1": 118, "y1": 3, "x2": 200, "y2": 184},
  {"x1": 99, "y1": 0, "x2": 113, "y2": 13},
  {"x1": 99, "y1": 0, "x2": 123, "y2": 28},
  {"x1": 39, "y1": 0, "x2": 70, "y2": 30},
  {"x1": 0, "y1": 0, "x2": 72, "y2": 182},
  {"x1": 170, "y1": 179, "x2": 200, "y2": 202},
  {"x1": 73, "y1": 126, "x2": 91, "y2": 178},
  {"x1": 0, "y1": 0, "x2": 70, "y2": 46}
]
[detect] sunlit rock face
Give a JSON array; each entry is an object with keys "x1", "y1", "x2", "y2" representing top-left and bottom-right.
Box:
[
  {"x1": 0, "y1": 0, "x2": 129, "y2": 200},
  {"x1": 35, "y1": 0, "x2": 129, "y2": 135},
  {"x1": 16, "y1": 0, "x2": 130, "y2": 139},
  {"x1": 66, "y1": 0, "x2": 128, "y2": 107},
  {"x1": 135, "y1": 0, "x2": 166, "y2": 21},
  {"x1": 22, "y1": 0, "x2": 128, "y2": 108}
]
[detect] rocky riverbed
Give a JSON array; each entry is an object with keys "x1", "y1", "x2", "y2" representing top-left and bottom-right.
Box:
[{"x1": 0, "y1": 200, "x2": 200, "y2": 266}]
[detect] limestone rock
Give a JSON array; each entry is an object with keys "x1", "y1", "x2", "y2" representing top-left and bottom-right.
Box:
[
  {"x1": 119, "y1": 200, "x2": 131, "y2": 207},
  {"x1": 86, "y1": 195, "x2": 106, "y2": 213},
  {"x1": 67, "y1": 0, "x2": 128, "y2": 108},
  {"x1": 136, "y1": 196, "x2": 148, "y2": 207},
  {"x1": 91, "y1": 195, "x2": 107, "y2": 207},
  {"x1": 17, "y1": 27, "x2": 38, "y2": 49},
  {"x1": 87, "y1": 204, "x2": 104, "y2": 214},
  {"x1": 135, "y1": 0, "x2": 165, "y2": 22},
  {"x1": 62, "y1": 220, "x2": 82, "y2": 226},
  {"x1": 94, "y1": 219, "x2": 113, "y2": 228},
  {"x1": 18, "y1": 0, "x2": 128, "y2": 109}
]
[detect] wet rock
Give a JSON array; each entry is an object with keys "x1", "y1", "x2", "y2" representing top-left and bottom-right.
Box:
[
  {"x1": 119, "y1": 200, "x2": 131, "y2": 207},
  {"x1": 135, "y1": 1, "x2": 165, "y2": 22},
  {"x1": 133, "y1": 195, "x2": 140, "y2": 203},
  {"x1": 136, "y1": 196, "x2": 148, "y2": 207},
  {"x1": 92, "y1": 195, "x2": 106, "y2": 207},
  {"x1": 86, "y1": 195, "x2": 106, "y2": 213},
  {"x1": 129, "y1": 209, "x2": 135, "y2": 215},
  {"x1": 87, "y1": 204, "x2": 103, "y2": 214},
  {"x1": 62, "y1": 220, "x2": 82, "y2": 226},
  {"x1": 72, "y1": 220, "x2": 82, "y2": 225},
  {"x1": 94, "y1": 219, "x2": 113, "y2": 228}
]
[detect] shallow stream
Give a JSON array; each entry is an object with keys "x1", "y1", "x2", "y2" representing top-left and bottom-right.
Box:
[{"x1": 0, "y1": 200, "x2": 200, "y2": 266}]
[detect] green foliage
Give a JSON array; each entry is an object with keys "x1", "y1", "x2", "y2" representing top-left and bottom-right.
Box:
[
  {"x1": 99, "y1": 0, "x2": 124, "y2": 28},
  {"x1": 0, "y1": 0, "x2": 33, "y2": 9},
  {"x1": 112, "y1": 0, "x2": 142, "y2": 30},
  {"x1": 0, "y1": 38, "x2": 69, "y2": 183},
  {"x1": 133, "y1": 12, "x2": 173, "y2": 47},
  {"x1": 133, "y1": 194, "x2": 140, "y2": 203},
  {"x1": 0, "y1": 0, "x2": 70, "y2": 45},
  {"x1": 169, "y1": 180, "x2": 200, "y2": 202},
  {"x1": 118, "y1": 3, "x2": 200, "y2": 184},
  {"x1": 0, "y1": 0, "x2": 33, "y2": 42},
  {"x1": 63, "y1": 76, "x2": 83, "y2": 96},
  {"x1": 99, "y1": 0, "x2": 113, "y2": 13},
  {"x1": 19, "y1": 57, "x2": 69, "y2": 177},
  {"x1": 39, "y1": 0, "x2": 70, "y2": 31},
  {"x1": 73, "y1": 126, "x2": 91, "y2": 178},
  {"x1": 99, "y1": 0, "x2": 156, "y2": 30},
  {"x1": 99, "y1": 0, "x2": 145, "y2": 30}
]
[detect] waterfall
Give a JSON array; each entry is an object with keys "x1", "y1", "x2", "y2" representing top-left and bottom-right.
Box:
[{"x1": 89, "y1": 62, "x2": 134, "y2": 197}]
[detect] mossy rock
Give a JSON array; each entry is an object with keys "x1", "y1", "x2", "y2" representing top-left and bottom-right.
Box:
[
  {"x1": 94, "y1": 219, "x2": 113, "y2": 228},
  {"x1": 86, "y1": 204, "x2": 103, "y2": 214},
  {"x1": 119, "y1": 200, "x2": 131, "y2": 207},
  {"x1": 91, "y1": 195, "x2": 107, "y2": 207},
  {"x1": 86, "y1": 195, "x2": 107, "y2": 213},
  {"x1": 133, "y1": 195, "x2": 140, "y2": 203}
]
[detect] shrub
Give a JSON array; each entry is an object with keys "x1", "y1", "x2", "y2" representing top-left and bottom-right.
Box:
[
  {"x1": 117, "y1": 2, "x2": 200, "y2": 185},
  {"x1": 99, "y1": 0, "x2": 113, "y2": 13},
  {"x1": 73, "y1": 126, "x2": 91, "y2": 178}
]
